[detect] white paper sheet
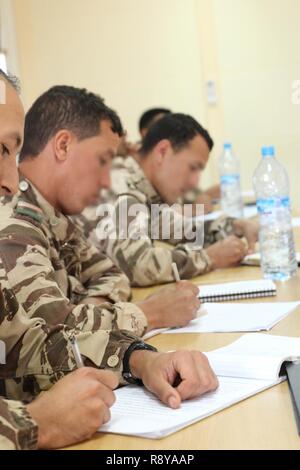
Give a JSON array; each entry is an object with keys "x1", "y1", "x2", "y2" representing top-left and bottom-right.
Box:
[
  {"x1": 100, "y1": 376, "x2": 277, "y2": 439},
  {"x1": 100, "y1": 333, "x2": 300, "y2": 439},
  {"x1": 206, "y1": 333, "x2": 300, "y2": 380},
  {"x1": 143, "y1": 302, "x2": 300, "y2": 339}
]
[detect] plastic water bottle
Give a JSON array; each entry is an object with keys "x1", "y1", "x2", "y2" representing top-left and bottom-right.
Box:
[
  {"x1": 219, "y1": 143, "x2": 244, "y2": 218},
  {"x1": 253, "y1": 146, "x2": 297, "y2": 280}
]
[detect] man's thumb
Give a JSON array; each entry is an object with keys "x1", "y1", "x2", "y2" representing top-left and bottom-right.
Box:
[{"x1": 149, "y1": 375, "x2": 182, "y2": 409}]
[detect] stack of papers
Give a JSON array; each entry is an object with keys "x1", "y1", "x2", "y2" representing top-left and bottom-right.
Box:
[
  {"x1": 243, "y1": 252, "x2": 300, "y2": 266},
  {"x1": 100, "y1": 334, "x2": 300, "y2": 439},
  {"x1": 143, "y1": 301, "x2": 300, "y2": 339}
]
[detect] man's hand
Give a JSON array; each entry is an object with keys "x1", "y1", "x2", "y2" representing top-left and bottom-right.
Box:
[
  {"x1": 136, "y1": 281, "x2": 201, "y2": 331},
  {"x1": 129, "y1": 350, "x2": 218, "y2": 408},
  {"x1": 206, "y1": 235, "x2": 248, "y2": 268},
  {"x1": 233, "y1": 219, "x2": 259, "y2": 254},
  {"x1": 27, "y1": 368, "x2": 118, "y2": 449},
  {"x1": 203, "y1": 184, "x2": 221, "y2": 200},
  {"x1": 194, "y1": 193, "x2": 214, "y2": 214}
]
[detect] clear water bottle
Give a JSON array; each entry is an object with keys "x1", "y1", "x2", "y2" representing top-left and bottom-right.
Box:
[
  {"x1": 253, "y1": 146, "x2": 297, "y2": 280},
  {"x1": 219, "y1": 143, "x2": 244, "y2": 218}
]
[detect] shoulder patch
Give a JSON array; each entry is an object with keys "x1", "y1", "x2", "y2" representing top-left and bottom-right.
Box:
[{"x1": 15, "y1": 201, "x2": 43, "y2": 224}]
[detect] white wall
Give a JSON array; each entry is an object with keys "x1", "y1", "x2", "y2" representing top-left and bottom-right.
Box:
[
  {"x1": 13, "y1": 0, "x2": 206, "y2": 141},
  {"x1": 0, "y1": 0, "x2": 19, "y2": 74},
  {"x1": 212, "y1": 0, "x2": 300, "y2": 205},
  {"x1": 9, "y1": 0, "x2": 300, "y2": 203}
]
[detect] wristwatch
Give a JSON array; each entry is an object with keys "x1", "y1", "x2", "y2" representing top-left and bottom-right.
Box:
[{"x1": 122, "y1": 341, "x2": 157, "y2": 385}]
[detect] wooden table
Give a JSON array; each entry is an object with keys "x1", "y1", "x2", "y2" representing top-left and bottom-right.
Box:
[{"x1": 67, "y1": 231, "x2": 300, "y2": 450}]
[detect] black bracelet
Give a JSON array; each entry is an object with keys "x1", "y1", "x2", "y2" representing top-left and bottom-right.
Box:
[{"x1": 122, "y1": 341, "x2": 157, "y2": 385}]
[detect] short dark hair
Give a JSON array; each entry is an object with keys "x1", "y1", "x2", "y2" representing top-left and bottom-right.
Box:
[
  {"x1": 139, "y1": 107, "x2": 171, "y2": 132},
  {"x1": 0, "y1": 68, "x2": 20, "y2": 93},
  {"x1": 140, "y1": 113, "x2": 214, "y2": 155},
  {"x1": 19, "y1": 85, "x2": 124, "y2": 161}
]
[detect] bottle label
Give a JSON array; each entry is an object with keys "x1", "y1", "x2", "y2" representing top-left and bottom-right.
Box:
[
  {"x1": 220, "y1": 174, "x2": 240, "y2": 185},
  {"x1": 257, "y1": 197, "x2": 290, "y2": 214}
]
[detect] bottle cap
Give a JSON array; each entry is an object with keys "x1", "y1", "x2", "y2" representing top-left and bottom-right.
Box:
[{"x1": 224, "y1": 142, "x2": 232, "y2": 150}]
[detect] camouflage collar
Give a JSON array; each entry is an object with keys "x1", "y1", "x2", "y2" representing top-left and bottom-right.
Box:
[
  {"x1": 127, "y1": 162, "x2": 163, "y2": 205},
  {"x1": 112, "y1": 155, "x2": 139, "y2": 172},
  {"x1": 17, "y1": 177, "x2": 77, "y2": 244}
]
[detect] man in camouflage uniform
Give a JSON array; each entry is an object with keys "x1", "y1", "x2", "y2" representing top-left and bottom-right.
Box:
[
  {"x1": 74, "y1": 153, "x2": 140, "y2": 243},
  {"x1": 0, "y1": 173, "x2": 148, "y2": 402},
  {"x1": 91, "y1": 113, "x2": 258, "y2": 286},
  {"x1": 75, "y1": 107, "x2": 218, "y2": 220},
  {"x1": 0, "y1": 72, "x2": 121, "y2": 449},
  {"x1": 0, "y1": 83, "x2": 218, "y2": 447},
  {"x1": 139, "y1": 108, "x2": 220, "y2": 212}
]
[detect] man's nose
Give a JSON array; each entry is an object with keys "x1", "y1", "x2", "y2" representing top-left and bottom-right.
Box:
[
  {"x1": 0, "y1": 159, "x2": 19, "y2": 196},
  {"x1": 189, "y1": 171, "x2": 200, "y2": 189},
  {"x1": 100, "y1": 170, "x2": 111, "y2": 190}
]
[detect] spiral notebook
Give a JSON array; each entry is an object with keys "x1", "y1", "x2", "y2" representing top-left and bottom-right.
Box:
[{"x1": 198, "y1": 279, "x2": 276, "y2": 302}]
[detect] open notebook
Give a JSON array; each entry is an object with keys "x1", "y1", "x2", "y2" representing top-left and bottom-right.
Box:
[
  {"x1": 100, "y1": 334, "x2": 300, "y2": 439},
  {"x1": 198, "y1": 279, "x2": 276, "y2": 302},
  {"x1": 243, "y1": 252, "x2": 300, "y2": 267}
]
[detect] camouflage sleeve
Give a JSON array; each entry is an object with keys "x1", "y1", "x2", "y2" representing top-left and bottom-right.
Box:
[
  {"x1": 182, "y1": 187, "x2": 203, "y2": 204},
  {"x1": 73, "y1": 207, "x2": 99, "y2": 244},
  {"x1": 165, "y1": 211, "x2": 236, "y2": 247},
  {"x1": 65, "y1": 223, "x2": 132, "y2": 304},
  {"x1": 0, "y1": 224, "x2": 146, "y2": 401},
  {"x1": 99, "y1": 195, "x2": 212, "y2": 286},
  {"x1": 0, "y1": 397, "x2": 38, "y2": 450},
  {"x1": 203, "y1": 215, "x2": 236, "y2": 246}
]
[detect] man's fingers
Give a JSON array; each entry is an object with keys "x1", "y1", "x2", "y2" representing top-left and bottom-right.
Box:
[
  {"x1": 96, "y1": 384, "x2": 116, "y2": 408},
  {"x1": 146, "y1": 373, "x2": 182, "y2": 409},
  {"x1": 176, "y1": 280, "x2": 199, "y2": 295},
  {"x1": 243, "y1": 221, "x2": 259, "y2": 253},
  {"x1": 101, "y1": 403, "x2": 111, "y2": 425},
  {"x1": 174, "y1": 352, "x2": 219, "y2": 400},
  {"x1": 247, "y1": 237, "x2": 256, "y2": 253},
  {"x1": 85, "y1": 368, "x2": 119, "y2": 390},
  {"x1": 192, "y1": 298, "x2": 201, "y2": 316},
  {"x1": 232, "y1": 239, "x2": 247, "y2": 260}
]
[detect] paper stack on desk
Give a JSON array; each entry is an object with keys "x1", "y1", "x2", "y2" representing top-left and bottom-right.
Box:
[
  {"x1": 143, "y1": 301, "x2": 300, "y2": 339},
  {"x1": 243, "y1": 252, "x2": 300, "y2": 267},
  {"x1": 100, "y1": 334, "x2": 300, "y2": 439}
]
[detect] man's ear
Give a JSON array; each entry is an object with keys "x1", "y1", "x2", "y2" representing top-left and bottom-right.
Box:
[
  {"x1": 53, "y1": 130, "x2": 73, "y2": 162},
  {"x1": 153, "y1": 139, "x2": 172, "y2": 165},
  {"x1": 140, "y1": 128, "x2": 147, "y2": 139}
]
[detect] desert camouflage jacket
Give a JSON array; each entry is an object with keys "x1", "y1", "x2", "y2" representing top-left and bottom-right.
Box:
[
  {"x1": 0, "y1": 177, "x2": 146, "y2": 401},
  {"x1": 75, "y1": 158, "x2": 235, "y2": 286},
  {"x1": 0, "y1": 397, "x2": 38, "y2": 450}
]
